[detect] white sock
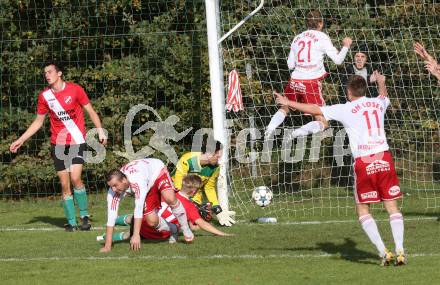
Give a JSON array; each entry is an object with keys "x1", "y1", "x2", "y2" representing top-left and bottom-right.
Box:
[
  {"x1": 389, "y1": 213, "x2": 404, "y2": 253},
  {"x1": 267, "y1": 110, "x2": 286, "y2": 133},
  {"x1": 359, "y1": 214, "x2": 386, "y2": 256},
  {"x1": 292, "y1": 121, "x2": 324, "y2": 137},
  {"x1": 170, "y1": 200, "x2": 193, "y2": 238},
  {"x1": 156, "y1": 217, "x2": 171, "y2": 232}
]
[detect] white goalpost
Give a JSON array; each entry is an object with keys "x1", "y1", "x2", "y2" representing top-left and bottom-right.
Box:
[{"x1": 205, "y1": 0, "x2": 265, "y2": 214}]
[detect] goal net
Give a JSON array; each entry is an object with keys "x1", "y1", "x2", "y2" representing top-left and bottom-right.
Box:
[{"x1": 220, "y1": 0, "x2": 440, "y2": 219}]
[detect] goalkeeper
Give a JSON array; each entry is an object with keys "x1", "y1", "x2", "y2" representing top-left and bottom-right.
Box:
[{"x1": 172, "y1": 140, "x2": 236, "y2": 227}]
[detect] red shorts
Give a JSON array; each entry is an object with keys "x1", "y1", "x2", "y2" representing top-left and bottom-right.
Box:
[
  {"x1": 139, "y1": 220, "x2": 178, "y2": 240},
  {"x1": 143, "y1": 167, "x2": 175, "y2": 215},
  {"x1": 284, "y1": 78, "x2": 325, "y2": 107},
  {"x1": 353, "y1": 151, "x2": 401, "y2": 204}
]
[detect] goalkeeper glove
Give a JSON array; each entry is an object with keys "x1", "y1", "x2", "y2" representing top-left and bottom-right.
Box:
[
  {"x1": 193, "y1": 202, "x2": 213, "y2": 222},
  {"x1": 213, "y1": 205, "x2": 236, "y2": 227}
]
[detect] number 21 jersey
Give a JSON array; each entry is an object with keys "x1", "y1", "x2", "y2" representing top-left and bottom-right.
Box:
[{"x1": 287, "y1": 30, "x2": 349, "y2": 80}]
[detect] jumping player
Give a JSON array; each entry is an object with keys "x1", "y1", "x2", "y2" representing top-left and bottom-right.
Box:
[
  {"x1": 266, "y1": 9, "x2": 352, "y2": 138},
  {"x1": 10, "y1": 62, "x2": 107, "y2": 231},
  {"x1": 276, "y1": 72, "x2": 406, "y2": 266}
]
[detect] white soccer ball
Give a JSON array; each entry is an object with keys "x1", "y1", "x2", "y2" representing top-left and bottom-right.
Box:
[{"x1": 252, "y1": 186, "x2": 273, "y2": 207}]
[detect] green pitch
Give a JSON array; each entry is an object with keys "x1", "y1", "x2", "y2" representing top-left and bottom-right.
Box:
[{"x1": 0, "y1": 194, "x2": 439, "y2": 285}]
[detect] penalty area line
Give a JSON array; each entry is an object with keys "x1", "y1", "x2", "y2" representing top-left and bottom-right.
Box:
[{"x1": 0, "y1": 252, "x2": 439, "y2": 262}]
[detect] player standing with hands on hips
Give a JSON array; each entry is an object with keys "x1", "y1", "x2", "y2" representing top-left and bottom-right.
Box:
[
  {"x1": 10, "y1": 62, "x2": 107, "y2": 231},
  {"x1": 276, "y1": 72, "x2": 406, "y2": 266},
  {"x1": 266, "y1": 9, "x2": 352, "y2": 138}
]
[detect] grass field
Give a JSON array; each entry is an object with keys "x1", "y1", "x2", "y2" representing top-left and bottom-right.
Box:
[{"x1": 1, "y1": 193, "x2": 439, "y2": 285}]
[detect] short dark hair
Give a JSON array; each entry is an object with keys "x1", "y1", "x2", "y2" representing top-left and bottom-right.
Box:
[
  {"x1": 201, "y1": 140, "x2": 222, "y2": 154},
  {"x1": 106, "y1": 169, "x2": 126, "y2": 182},
  {"x1": 43, "y1": 61, "x2": 63, "y2": 73},
  {"x1": 347, "y1": 75, "x2": 367, "y2": 98},
  {"x1": 306, "y1": 10, "x2": 323, "y2": 29}
]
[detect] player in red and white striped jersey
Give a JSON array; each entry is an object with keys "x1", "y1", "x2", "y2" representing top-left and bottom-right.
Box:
[
  {"x1": 98, "y1": 175, "x2": 232, "y2": 246},
  {"x1": 142, "y1": 174, "x2": 231, "y2": 239},
  {"x1": 100, "y1": 158, "x2": 195, "y2": 253},
  {"x1": 276, "y1": 72, "x2": 406, "y2": 266},
  {"x1": 10, "y1": 62, "x2": 107, "y2": 231},
  {"x1": 266, "y1": 10, "x2": 352, "y2": 139}
]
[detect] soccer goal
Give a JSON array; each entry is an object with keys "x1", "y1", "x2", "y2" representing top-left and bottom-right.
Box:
[{"x1": 212, "y1": 0, "x2": 440, "y2": 218}]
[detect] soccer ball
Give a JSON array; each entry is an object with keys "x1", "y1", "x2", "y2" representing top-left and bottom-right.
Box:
[{"x1": 252, "y1": 186, "x2": 273, "y2": 207}]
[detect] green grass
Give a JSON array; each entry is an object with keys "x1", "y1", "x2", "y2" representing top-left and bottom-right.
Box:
[{"x1": 0, "y1": 194, "x2": 439, "y2": 285}]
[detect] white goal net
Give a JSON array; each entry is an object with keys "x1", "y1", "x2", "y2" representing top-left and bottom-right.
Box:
[{"x1": 219, "y1": 0, "x2": 440, "y2": 219}]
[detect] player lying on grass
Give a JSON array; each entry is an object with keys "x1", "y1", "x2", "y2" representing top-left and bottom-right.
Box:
[
  {"x1": 276, "y1": 73, "x2": 406, "y2": 266},
  {"x1": 97, "y1": 175, "x2": 232, "y2": 247},
  {"x1": 172, "y1": 140, "x2": 236, "y2": 227},
  {"x1": 100, "y1": 158, "x2": 194, "y2": 253},
  {"x1": 266, "y1": 9, "x2": 352, "y2": 139}
]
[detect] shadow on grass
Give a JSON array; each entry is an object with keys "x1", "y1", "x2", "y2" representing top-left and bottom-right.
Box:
[
  {"x1": 256, "y1": 238, "x2": 378, "y2": 265},
  {"x1": 314, "y1": 238, "x2": 378, "y2": 265},
  {"x1": 26, "y1": 216, "x2": 66, "y2": 228}
]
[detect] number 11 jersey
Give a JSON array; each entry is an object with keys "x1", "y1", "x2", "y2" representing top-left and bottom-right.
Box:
[{"x1": 320, "y1": 95, "x2": 391, "y2": 158}]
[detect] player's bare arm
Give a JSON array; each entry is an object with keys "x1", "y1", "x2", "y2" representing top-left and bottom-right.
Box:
[
  {"x1": 425, "y1": 58, "x2": 440, "y2": 81},
  {"x1": 275, "y1": 92, "x2": 323, "y2": 116},
  {"x1": 9, "y1": 114, "x2": 46, "y2": 153},
  {"x1": 100, "y1": 226, "x2": 115, "y2": 253},
  {"x1": 195, "y1": 218, "x2": 234, "y2": 237},
  {"x1": 413, "y1": 42, "x2": 434, "y2": 62},
  {"x1": 189, "y1": 223, "x2": 200, "y2": 231},
  {"x1": 373, "y1": 71, "x2": 388, "y2": 97},
  {"x1": 130, "y1": 217, "x2": 142, "y2": 251},
  {"x1": 413, "y1": 42, "x2": 440, "y2": 80},
  {"x1": 83, "y1": 103, "x2": 107, "y2": 145}
]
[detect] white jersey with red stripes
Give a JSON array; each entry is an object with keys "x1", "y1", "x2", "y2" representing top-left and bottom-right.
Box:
[
  {"x1": 106, "y1": 158, "x2": 167, "y2": 226},
  {"x1": 287, "y1": 30, "x2": 349, "y2": 80},
  {"x1": 320, "y1": 95, "x2": 391, "y2": 158}
]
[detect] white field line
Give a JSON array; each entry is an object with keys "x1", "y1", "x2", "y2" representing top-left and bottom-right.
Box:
[
  {"x1": 0, "y1": 226, "x2": 106, "y2": 232},
  {"x1": 239, "y1": 216, "x2": 438, "y2": 225},
  {"x1": 0, "y1": 253, "x2": 439, "y2": 262},
  {"x1": 0, "y1": 216, "x2": 436, "y2": 232}
]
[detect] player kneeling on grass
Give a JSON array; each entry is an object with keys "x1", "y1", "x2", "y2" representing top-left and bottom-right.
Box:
[
  {"x1": 276, "y1": 73, "x2": 406, "y2": 266},
  {"x1": 100, "y1": 158, "x2": 194, "y2": 253},
  {"x1": 97, "y1": 174, "x2": 232, "y2": 247}
]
